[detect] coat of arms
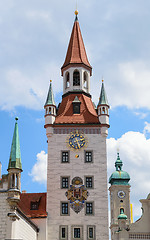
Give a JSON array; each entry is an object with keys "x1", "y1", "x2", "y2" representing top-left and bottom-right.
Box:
[{"x1": 65, "y1": 177, "x2": 88, "y2": 213}]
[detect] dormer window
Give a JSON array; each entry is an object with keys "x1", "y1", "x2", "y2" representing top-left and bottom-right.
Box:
[
  {"x1": 31, "y1": 201, "x2": 39, "y2": 210},
  {"x1": 30, "y1": 196, "x2": 41, "y2": 210},
  {"x1": 72, "y1": 96, "x2": 81, "y2": 114},
  {"x1": 73, "y1": 70, "x2": 80, "y2": 86}
]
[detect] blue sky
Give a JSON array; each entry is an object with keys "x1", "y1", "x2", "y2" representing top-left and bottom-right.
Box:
[{"x1": 1, "y1": 0, "x2": 150, "y2": 222}]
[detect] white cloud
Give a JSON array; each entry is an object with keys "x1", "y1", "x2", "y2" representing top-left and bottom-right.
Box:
[
  {"x1": 134, "y1": 112, "x2": 148, "y2": 119},
  {"x1": 29, "y1": 151, "x2": 47, "y2": 185},
  {"x1": 143, "y1": 121, "x2": 150, "y2": 135},
  {"x1": 106, "y1": 61, "x2": 150, "y2": 109},
  {"x1": 26, "y1": 10, "x2": 51, "y2": 22},
  {"x1": 107, "y1": 131, "x2": 150, "y2": 220},
  {"x1": 0, "y1": 62, "x2": 62, "y2": 111}
]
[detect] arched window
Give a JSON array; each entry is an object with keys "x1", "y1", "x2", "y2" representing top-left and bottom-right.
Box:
[
  {"x1": 102, "y1": 107, "x2": 105, "y2": 114},
  {"x1": 12, "y1": 174, "x2": 15, "y2": 188},
  {"x1": 84, "y1": 71, "x2": 88, "y2": 88},
  {"x1": 16, "y1": 174, "x2": 18, "y2": 189},
  {"x1": 73, "y1": 70, "x2": 80, "y2": 86},
  {"x1": 49, "y1": 107, "x2": 51, "y2": 114},
  {"x1": 66, "y1": 72, "x2": 70, "y2": 88}
]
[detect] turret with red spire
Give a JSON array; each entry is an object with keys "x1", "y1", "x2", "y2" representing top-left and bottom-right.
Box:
[{"x1": 61, "y1": 10, "x2": 92, "y2": 95}]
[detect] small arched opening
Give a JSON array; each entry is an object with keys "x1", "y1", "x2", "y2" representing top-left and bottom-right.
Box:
[
  {"x1": 83, "y1": 71, "x2": 88, "y2": 88},
  {"x1": 102, "y1": 107, "x2": 105, "y2": 114},
  {"x1": 73, "y1": 70, "x2": 80, "y2": 86},
  {"x1": 66, "y1": 72, "x2": 70, "y2": 88}
]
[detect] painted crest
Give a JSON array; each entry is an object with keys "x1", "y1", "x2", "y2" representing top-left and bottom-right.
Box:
[{"x1": 65, "y1": 177, "x2": 88, "y2": 214}]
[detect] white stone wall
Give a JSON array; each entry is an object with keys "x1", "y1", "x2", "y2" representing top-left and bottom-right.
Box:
[
  {"x1": 0, "y1": 192, "x2": 11, "y2": 240},
  {"x1": 13, "y1": 211, "x2": 37, "y2": 240},
  {"x1": 47, "y1": 132, "x2": 109, "y2": 240},
  {"x1": 33, "y1": 218, "x2": 47, "y2": 240}
]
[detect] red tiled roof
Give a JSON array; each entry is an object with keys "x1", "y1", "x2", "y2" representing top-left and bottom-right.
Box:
[
  {"x1": 18, "y1": 192, "x2": 47, "y2": 218},
  {"x1": 55, "y1": 93, "x2": 99, "y2": 124},
  {"x1": 61, "y1": 18, "x2": 92, "y2": 75}
]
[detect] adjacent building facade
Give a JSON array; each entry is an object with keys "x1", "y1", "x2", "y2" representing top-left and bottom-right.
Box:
[
  {"x1": 0, "y1": 11, "x2": 150, "y2": 240},
  {"x1": 109, "y1": 153, "x2": 150, "y2": 240}
]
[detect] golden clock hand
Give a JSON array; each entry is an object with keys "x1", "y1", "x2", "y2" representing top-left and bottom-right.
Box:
[{"x1": 75, "y1": 138, "x2": 80, "y2": 148}]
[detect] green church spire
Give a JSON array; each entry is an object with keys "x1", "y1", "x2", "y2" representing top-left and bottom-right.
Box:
[
  {"x1": 98, "y1": 80, "x2": 109, "y2": 106},
  {"x1": 109, "y1": 152, "x2": 130, "y2": 186},
  {"x1": 8, "y1": 117, "x2": 22, "y2": 170},
  {"x1": 115, "y1": 152, "x2": 123, "y2": 171},
  {"x1": 45, "y1": 80, "x2": 56, "y2": 106}
]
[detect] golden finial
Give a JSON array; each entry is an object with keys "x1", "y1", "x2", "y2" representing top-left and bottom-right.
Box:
[
  {"x1": 75, "y1": 10, "x2": 78, "y2": 16},
  {"x1": 102, "y1": 79, "x2": 104, "y2": 83},
  {"x1": 50, "y1": 80, "x2": 52, "y2": 82}
]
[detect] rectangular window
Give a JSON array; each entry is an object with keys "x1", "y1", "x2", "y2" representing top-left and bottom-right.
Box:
[
  {"x1": 61, "y1": 177, "x2": 69, "y2": 189},
  {"x1": 62, "y1": 228, "x2": 66, "y2": 238},
  {"x1": 85, "y1": 176, "x2": 93, "y2": 188},
  {"x1": 74, "y1": 228, "x2": 80, "y2": 238},
  {"x1": 85, "y1": 151, "x2": 93, "y2": 163},
  {"x1": 71, "y1": 225, "x2": 83, "y2": 240},
  {"x1": 86, "y1": 202, "x2": 93, "y2": 215},
  {"x1": 62, "y1": 151, "x2": 69, "y2": 163},
  {"x1": 87, "y1": 226, "x2": 95, "y2": 240},
  {"x1": 59, "y1": 225, "x2": 68, "y2": 240},
  {"x1": 61, "y1": 202, "x2": 69, "y2": 215}
]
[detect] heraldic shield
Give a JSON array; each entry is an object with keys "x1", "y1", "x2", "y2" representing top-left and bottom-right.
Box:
[{"x1": 65, "y1": 177, "x2": 89, "y2": 214}]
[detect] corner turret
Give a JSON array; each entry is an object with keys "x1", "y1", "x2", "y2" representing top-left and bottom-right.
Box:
[
  {"x1": 97, "y1": 80, "x2": 109, "y2": 136},
  {"x1": 44, "y1": 80, "x2": 56, "y2": 137},
  {"x1": 7, "y1": 117, "x2": 22, "y2": 208},
  {"x1": 44, "y1": 80, "x2": 56, "y2": 124}
]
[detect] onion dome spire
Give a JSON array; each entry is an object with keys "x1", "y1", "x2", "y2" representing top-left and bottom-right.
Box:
[
  {"x1": 98, "y1": 80, "x2": 109, "y2": 106},
  {"x1": 115, "y1": 152, "x2": 123, "y2": 171},
  {"x1": 8, "y1": 117, "x2": 22, "y2": 170},
  {"x1": 45, "y1": 80, "x2": 56, "y2": 106},
  {"x1": 109, "y1": 152, "x2": 130, "y2": 186},
  {"x1": 61, "y1": 11, "x2": 92, "y2": 76}
]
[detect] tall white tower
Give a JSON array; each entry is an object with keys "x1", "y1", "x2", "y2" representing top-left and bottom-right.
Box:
[{"x1": 45, "y1": 11, "x2": 110, "y2": 240}]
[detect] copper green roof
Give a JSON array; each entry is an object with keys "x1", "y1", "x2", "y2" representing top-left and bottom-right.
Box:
[
  {"x1": 8, "y1": 118, "x2": 22, "y2": 170},
  {"x1": 98, "y1": 81, "x2": 109, "y2": 106},
  {"x1": 118, "y1": 208, "x2": 127, "y2": 220},
  {"x1": 45, "y1": 81, "x2": 55, "y2": 106},
  {"x1": 109, "y1": 153, "x2": 130, "y2": 186}
]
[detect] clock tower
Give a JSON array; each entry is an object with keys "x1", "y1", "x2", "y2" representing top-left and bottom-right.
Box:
[
  {"x1": 45, "y1": 11, "x2": 109, "y2": 240},
  {"x1": 109, "y1": 153, "x2": 131, "y2": 240}
]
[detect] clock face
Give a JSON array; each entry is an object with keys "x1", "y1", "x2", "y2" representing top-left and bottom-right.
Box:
[
  {"x1": 68, "y1": 132, "x2": 86, "y2": 150},
  {"x1": 118, "y1": 190, "x2": 126, "y2": 199}
]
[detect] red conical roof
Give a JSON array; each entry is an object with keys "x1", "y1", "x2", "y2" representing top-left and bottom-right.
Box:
[{"x1": 61, "y1": 16, "x2": 92, "y2": 75}]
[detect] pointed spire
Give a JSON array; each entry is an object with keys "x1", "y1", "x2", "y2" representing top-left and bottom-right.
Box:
[
  {"x1": 45, "y1": 80, "x2": 56, "y2": 106},
  {"x1": 98, "y1": 80, "x2": 109, "y2": 106},
  {"x1": 61, "y1": 11, "x2": 92, "y2": 75},
  {"x1": 8, "y1": 118, "x2": 22, "y2": 170}
]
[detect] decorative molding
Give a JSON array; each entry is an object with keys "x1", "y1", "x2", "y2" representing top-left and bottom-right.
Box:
[{"x1": 54, "y1": 128, "x2": 101, "y2": 134}]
